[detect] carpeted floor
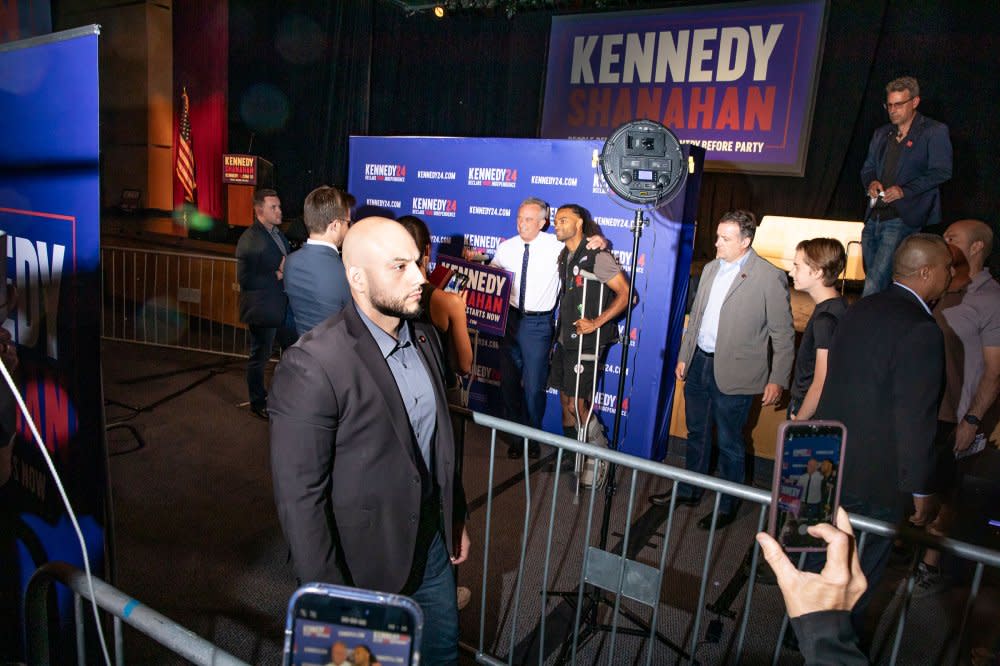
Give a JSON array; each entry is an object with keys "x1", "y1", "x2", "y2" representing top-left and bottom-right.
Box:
[{"x1": 101, "y1": 340, "x2": 1000, "y2": 665}]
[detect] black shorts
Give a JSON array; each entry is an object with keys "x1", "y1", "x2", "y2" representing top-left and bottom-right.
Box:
[{"x1": 548, "y1": 342, "x2": 610, "y2": 397}]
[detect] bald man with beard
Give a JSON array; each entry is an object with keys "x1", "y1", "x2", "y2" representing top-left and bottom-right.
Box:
[{"x1": 270, "y1": 218, "x2": 469, "y2": 665}]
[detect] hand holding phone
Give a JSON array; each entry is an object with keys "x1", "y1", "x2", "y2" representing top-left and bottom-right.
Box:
[{"x1": 756, "y1": 507, "x2": 867, "y2": 618}]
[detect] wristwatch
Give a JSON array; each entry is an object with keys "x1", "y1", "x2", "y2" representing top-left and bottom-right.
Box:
[{"x1": 963, "y1": 413, "x2": 981, "y2": 427}]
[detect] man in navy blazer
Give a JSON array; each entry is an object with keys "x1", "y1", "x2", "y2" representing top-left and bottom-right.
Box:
[
  {"x1": 270, "y1": 217, "x2": 469, "y2": 665},
  {"x1": 284, "y1": 186, "x2": 353, "y2": 335},
  {"x1": 860, "y1": 76, "x2": 952, "y2": 297},
  {"x1": 236, "y1": 188, "x2": 298, "y2": 419}
]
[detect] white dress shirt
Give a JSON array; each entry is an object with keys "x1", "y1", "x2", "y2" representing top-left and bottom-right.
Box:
[
  {"x1": 697, "y1": 252, "x2": 751, "y2": 353},
  {"x1": 491, "y1": 232, "x2": 563, "y2": 311},
  {"x1": 305, "y1": 238, "x2": 340, "y2": 253}
]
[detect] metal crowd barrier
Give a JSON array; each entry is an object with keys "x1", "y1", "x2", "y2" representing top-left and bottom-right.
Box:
[
  {"x1": 25, "y1": 561, "x2": 250, "y2": 666},
  {"x1": 470, "y1": 412, "x2": 1000, "y2": 666},
  {"x1": 102, "y1": 245, "x2": 250, "y2": 358}
]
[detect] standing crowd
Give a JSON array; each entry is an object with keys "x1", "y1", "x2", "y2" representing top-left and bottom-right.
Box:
[{"x1": 232, "y1": 75, "x2": 995, "y2": 664}]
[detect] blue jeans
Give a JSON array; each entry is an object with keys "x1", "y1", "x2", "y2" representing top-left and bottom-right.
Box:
[
  {"x1": 675, "y1": 348, "x2": 753, "y2": 515},
  {"x1": 408, "y1": 532, "x2": 459, "y2": 665},
  {"x1": 500, "y1": 310, "x2": 553, "y2": 429},
  {"x1": 247, "y1": 312, "x2": 297, "y2": 408},
  {"x1": 861, "y1": 216, "x2": 918, "y2": 297}
]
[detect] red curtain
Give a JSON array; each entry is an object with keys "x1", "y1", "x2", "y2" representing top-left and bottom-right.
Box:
[{"x1": 172, "y1": 0, "x2": 228, "y2": 221}]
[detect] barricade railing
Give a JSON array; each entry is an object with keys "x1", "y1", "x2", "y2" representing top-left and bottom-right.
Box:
[
  {"x1": 102, "y1": 245, "x2": 250, "y2": 358},
  {"x1": 25, "y1": 560, "x2": 250, "y2": 666},
  {"x1": 470, "y1": 411, "x2": 1000, "y2": 666}
]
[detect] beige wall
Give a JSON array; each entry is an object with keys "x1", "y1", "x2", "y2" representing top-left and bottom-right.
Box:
[{"x1": 55, "y1": 1, "x2": 173, "y2": 211}]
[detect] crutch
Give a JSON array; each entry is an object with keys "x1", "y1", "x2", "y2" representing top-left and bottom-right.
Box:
[{"x1": 572, "y1": 269, "x2": 609, "y2": 494}]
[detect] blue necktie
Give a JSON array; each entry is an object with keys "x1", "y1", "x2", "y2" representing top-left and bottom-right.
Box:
[{"x1": 519, "y1": 243, "x2": 530, "y2": 309}]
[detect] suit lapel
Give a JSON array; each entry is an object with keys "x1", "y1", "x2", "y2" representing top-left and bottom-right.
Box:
[
  {"x1": 344, "y1": 305, "x2": 420, "y2": 467},
  {"x1": 897, "y1": 114, "x2": 924, "y2": 176},
  {"x1": 413, "y1": 322, "x2": 452, "y2": 478},
  {"x1": 723, "y1": 250, "x2": 755, "y2": 302}
]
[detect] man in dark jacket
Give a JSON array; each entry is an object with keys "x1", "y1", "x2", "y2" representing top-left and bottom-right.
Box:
[
  {"x1": 816, "y1": 233, "x2": 953, "y2": 632},
  {"x1": 236, "y1": 188, "x2": 297, "y2": 419},
  {"x1": 270, "y1": 217, "x2": 469, "y2": 665},
  {"x1": 860, "y1": 76, "x2": 952, "y2": 297},
  {"x1": 283, "y1": 186, "x2": 352, "y2": 335}
]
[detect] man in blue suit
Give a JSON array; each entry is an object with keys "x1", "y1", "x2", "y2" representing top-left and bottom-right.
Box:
[
  {"x1": 860, "y1": 76, "x2": 952, "y2": 297},
  {"x1": 284, "y1": 186, "x2": 353, "y2": 336}
]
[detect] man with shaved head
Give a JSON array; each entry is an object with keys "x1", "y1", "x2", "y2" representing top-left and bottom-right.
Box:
[
  {"x1": 270, "y1": 217, "x2": 469, "y2": 665},
  {"x1": 908, "y1": 219, "x2": 1000, "y2": 595},
  {"x1": 815, "y1": 233, "x2": 953, "y2": 640}
]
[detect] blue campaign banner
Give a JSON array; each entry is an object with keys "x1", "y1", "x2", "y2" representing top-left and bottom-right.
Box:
[
  {"x1": 0, "y1": 26, "x2": 105, "y2": 660},
  {"x1": 540, "y1": 0, "x2": 828, "y2": 176},
  {"x1": 349, "y1": 136, "x2": 702, "y2": 460},
  {"x1": 435, "y1": 255, "x2": 512, "y2": 337}
]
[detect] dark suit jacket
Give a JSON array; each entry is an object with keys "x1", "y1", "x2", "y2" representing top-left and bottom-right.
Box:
[
  {"x1": 790, "y1": 611, "x2": 868, "y2": 665},
  {"x1": 678, "y1": 249, "x2": 795, "y2": 394},
  {"x1": 816, "y1": 285, "x2": 944, "y2": 517},
  {"x1": 860, "y1": 112, "x2": 952, "y2": 229},
  {"x1": 283, "y1": 242, "x2": 351, "y2": 336},
  {"x1": 268, "y1": 302, "x2": 466, "y2": 593},
  {"x1": 236, "y1": 220, "x2": 290, "y2": 327}
]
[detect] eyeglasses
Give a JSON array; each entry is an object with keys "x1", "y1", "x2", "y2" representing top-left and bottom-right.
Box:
[{"x1": 882, "y1": 97, "x2": 914, "y2": 111}]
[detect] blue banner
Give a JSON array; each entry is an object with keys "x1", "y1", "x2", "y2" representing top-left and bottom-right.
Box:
[
  {"x1": 349, "y1": 136, "x2": 702, "y2": 459},
  {"x1": 0, "y1": 26, "x2": 105, "y2": 660},
  {"x1": 540, "y1": 0, "x2": 828, "y2": 176}
]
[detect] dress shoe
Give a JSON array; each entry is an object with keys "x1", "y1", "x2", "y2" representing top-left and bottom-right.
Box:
[
  {"x1": 528, "y1": 441, "x2": 541, "y2": 459},
  {"x1": 250, "y1": 404, "x2": 270, "y2": 420},
  {"x1": 648, "y1": 490, "x2": 700, "y2": 507},
  {"x1": 507, "y1": 444, "x2": 523, "y2": 459},
  {"x1": 697, "y1": 511, "x2": 737, "y2": 530}
]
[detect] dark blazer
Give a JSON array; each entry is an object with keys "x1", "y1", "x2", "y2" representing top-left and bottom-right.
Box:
[
  {"x1": 790, "y1": 611, "x2": 868, "y2": 665},
  {"x1": 860, "y1": 112, "x2": 952, "y2": 229},
  {"x1": 678, "y1": 249, "x2": 795, "y2": 394},
  {"x1": 268, "y1": 302, "x2": 466, "y2": 593},
  {"x1": 816, "y1": 284, "x2": 944, "y2": 517},
  {"x1": 283, "y1": 242, "x2": 351, "y2": 336},
  {"x1": 236, "y1": 220, "x2": 290, "y2": 327}
]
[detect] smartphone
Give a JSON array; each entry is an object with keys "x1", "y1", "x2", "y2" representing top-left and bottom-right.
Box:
[
  {"x1": 283, "y1": 583, "x2": 423, "y2": 666},
  {"x1": 444, "y1": 271, "x2": 468, "y2": 294},
  {"x1": 768, "y1": 420, "x2": 847, "y2": 552}
]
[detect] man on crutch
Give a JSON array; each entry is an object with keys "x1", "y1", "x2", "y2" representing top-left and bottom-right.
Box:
[{"x1": 548, "y1": 204, "x2": 631, "y2": 443}]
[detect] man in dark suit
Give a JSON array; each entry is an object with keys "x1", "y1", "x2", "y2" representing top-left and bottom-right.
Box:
[
  {"x1": 269, "y1": 217, "x2": 470, "y2": 665},
  {"x1": 860, "y1": 76, "x2": 952, "y2": 297},
  {"x1": 283, "y1": 186, "x2": 352, "y2": 336},
  {"x1": 236, "y1": 188, "x2": 298, "y2": 420},
  {"x1": 649, "y1": 210, "x2": 795, "y2": 530},
  {"x1": 816, "y1": 233, "x2": 953, "y2": 631}
]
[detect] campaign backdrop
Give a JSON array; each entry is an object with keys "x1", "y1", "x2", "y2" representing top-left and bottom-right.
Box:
[
  {"x1": 540, "y1": 0, "x2": 828, "y2": 175},
  {"x1": 0, "y1": 26, "x2": 106, "y2": 661},
  {"x1": 349, "y1": 136, "x2": 703, "y2": 460}
]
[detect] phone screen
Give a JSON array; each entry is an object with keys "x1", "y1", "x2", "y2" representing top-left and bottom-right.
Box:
[
  {"x1": 769, "y1": 420, "x2": 846, "y2": 552},
  {"x1": 285, "y1": 585, "x2": 421, "y2": 666},
  {"x1": 444, "y1": 272, "x2": 468, "y2": 294}
]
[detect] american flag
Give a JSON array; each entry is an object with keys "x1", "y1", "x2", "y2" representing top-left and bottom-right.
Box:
[{"x1": 176, "y1": 87, "x2": 197, "y2": 204}]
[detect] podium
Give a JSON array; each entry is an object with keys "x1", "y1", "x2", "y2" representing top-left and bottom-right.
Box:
[{"x1": 223, "y1": 154, "x2": 275, "y2": 228}]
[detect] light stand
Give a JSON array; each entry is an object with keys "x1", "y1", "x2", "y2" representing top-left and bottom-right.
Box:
[{"x1": 547, "y1": 121, "x2": 689, "y2": 663}]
